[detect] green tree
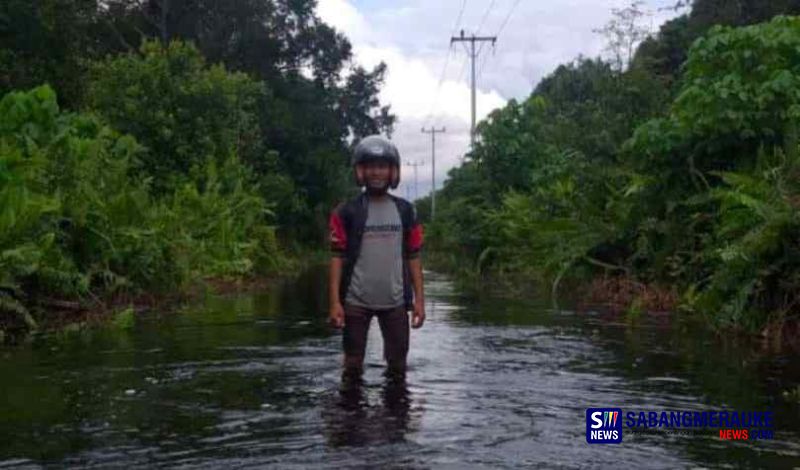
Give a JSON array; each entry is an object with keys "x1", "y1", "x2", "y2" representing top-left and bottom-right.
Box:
[
  {"x1": 674, "y1": 16, "x2": 800, "y2": 164},
  {"x1": 0, "y1": 0, "x2": 103, "y2": 107},
  {"x1": 533, "y1": 57, "x2": 668, "y2": 162},
  {"x1": 87, "y1": 40, "x2": 266, "y2": 193},
  {"x1": 634, "y1": 0, "x2": 800, "y2": 91}
]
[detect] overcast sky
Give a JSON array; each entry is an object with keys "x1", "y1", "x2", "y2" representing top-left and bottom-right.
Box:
[{"x1": 316, "y1": 0, "x2": 685, "y2": 200}]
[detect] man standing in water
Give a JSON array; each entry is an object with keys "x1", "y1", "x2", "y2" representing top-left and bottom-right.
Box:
[{"x1": 327, "y1": 135, "x2": 425, "y2": 381}]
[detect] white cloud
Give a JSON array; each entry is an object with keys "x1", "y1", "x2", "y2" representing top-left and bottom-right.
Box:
[
  {"x1": 355, "y1": 45, "x2": 506, "y2": 122},
  {"x1": 317, "y1": 0, "x2": 683, "y2": 200},
  {"x1": 317, "y1": 0, "x2": 506, "y2": 122},
  {"x1": 317, "y1": 0, "x2": 508, "y2": 199},
  {"x1": 316, "y1": 0, "x2": 373, "y2": 44}
]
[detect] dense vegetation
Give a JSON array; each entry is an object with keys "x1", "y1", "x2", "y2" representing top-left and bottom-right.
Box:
[
  {"x1": 1, "y1": 0, "x2": 393, "y2": 332},
  {"x1": 425, "y1": 1, "x2": 800, "y2": 332},
  {"x1": 4, "y1": 0, "x2": 800, "y2": 334}
]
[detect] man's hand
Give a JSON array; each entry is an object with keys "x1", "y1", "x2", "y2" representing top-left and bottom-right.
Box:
[
  {"x1": 329, "y1": 302, "x2": 345, "y2": 329},
  {"x1": 411, "y1": 300, "x2": 425, "y2": 329}
]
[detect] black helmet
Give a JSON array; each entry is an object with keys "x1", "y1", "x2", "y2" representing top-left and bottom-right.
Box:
[{"x1": 352, "y1": 135, "x2": 401, "y2": 189}]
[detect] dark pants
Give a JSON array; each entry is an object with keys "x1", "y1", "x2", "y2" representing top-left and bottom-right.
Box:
[{"x1": 342, "y1": 302, "x2": 409, "y2": 376}]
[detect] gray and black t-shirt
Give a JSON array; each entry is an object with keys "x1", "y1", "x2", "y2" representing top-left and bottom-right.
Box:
[{"x1": 345, "y1": 196, "x2": 404, "y2": 309}]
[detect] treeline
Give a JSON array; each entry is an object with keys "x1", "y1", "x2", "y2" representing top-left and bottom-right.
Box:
[
  {"x1": 1, "y1": 0, "x2": 391, "y2": 331},
  {"x1": 426, "y1": 0, "x2": 800, "y2": 331}
]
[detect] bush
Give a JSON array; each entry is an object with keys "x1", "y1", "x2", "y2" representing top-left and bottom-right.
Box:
[{"x1": 1, "y1": 85, "x2": 284, "y2": 332}]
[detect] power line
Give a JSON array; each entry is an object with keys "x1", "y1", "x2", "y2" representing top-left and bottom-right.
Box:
[
  {"x1": 425, "y1": 49, "x2": 454, "y2": 125},
  {"x1": 404, "y1": 159, "x2": 426, "y2": 200},
  {"x1": 425, "y1": 0, "x2": 470, "y2": 125},
  {"x1": 421, "y1": 127, "x2": 446, "y2": 220},
  {"x1": 456, "y1": 51, "x2": 470, "y2": 83},
  {"x1": 452, "y1": 0, "x2": 469, "y2": 35},
  {"x1": 476, "y1": 0, "x2": 498, "y2": 34},
  {"x1": 476, "y1": 45, "x2": 493, "y2": 81},
  {"x1": 495, "y1": 0, "x2": 523, "y2": 39},
  {"x1": 457, "y1": 38, "x2": 491, "y2": 85},
  {"x1": 453, "y1": 0, "x2": 500, "y2": 85},
  {"x1": 447, "y1": 1, "x2": 501, "y2": 122},
  {"x1": 477, "y1": 0, "x2": 522, "y2": 81},
  {"x1": 452, "y1": 31, "x2": 496, "y2": 148}
]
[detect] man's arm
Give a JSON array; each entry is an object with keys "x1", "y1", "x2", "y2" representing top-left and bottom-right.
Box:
[
  {"x1": 328, "y1": 206, "x2": 347, "y2": 328},
  {"x1": 329, "y1": 257, "x2": 344, "y2": 328},
  {"x1": 406, "y1": 210, "x2": 425, "y2": 328},
  {"x1": 409, "y1": 257, "x2": 425, "y2": 328}
]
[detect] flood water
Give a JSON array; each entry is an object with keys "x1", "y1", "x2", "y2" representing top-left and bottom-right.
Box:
[{"x1": 1, "y1": 268, "x2": 799, "y2": 469}]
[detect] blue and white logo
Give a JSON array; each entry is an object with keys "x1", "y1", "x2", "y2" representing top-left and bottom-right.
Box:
[{"x1": 586, "y1": 408, "x2": 623, "y2": 444}]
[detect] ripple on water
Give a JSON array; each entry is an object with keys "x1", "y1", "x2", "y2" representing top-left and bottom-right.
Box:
[{"x1": 1, "y1": 270, "x2": 799, "y2": 469}]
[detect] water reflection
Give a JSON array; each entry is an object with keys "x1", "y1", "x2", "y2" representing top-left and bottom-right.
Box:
[
  {"x1": 323, "y1": 369, "x2": 420, "y2": 448},
  {"x1": 1, "y1": 268, "x2": 799, "y2": 468}
]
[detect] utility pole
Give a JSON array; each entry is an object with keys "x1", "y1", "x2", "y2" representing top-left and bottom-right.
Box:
[
  {"x1": 421, "y1": 127, "x2": 445, "y2": 220},
  {"x1": 404, "y1": 160, "x2": 425, "y2": 201},
  {"x1": 451, "y1": 30, "x2": 496, "y2": 149}
]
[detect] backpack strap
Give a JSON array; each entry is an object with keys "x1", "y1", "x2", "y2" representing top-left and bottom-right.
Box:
[
  {"x1": 390, "y1": 196, "x2": 423, "y2": 259},
  {"x1": 336, "y1": 193, "x2": 368, "y2": 304},
  {"x1": 391, "y1": 195, "x2": 414, "y2": 231},
  {"x1": 390, "y1": 195, "x2": 419, "y2": 310}
]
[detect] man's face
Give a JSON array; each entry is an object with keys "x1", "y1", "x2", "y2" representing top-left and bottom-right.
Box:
[{"x1": 362, "y1": 160, "x2": 391, "y2": 192}]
